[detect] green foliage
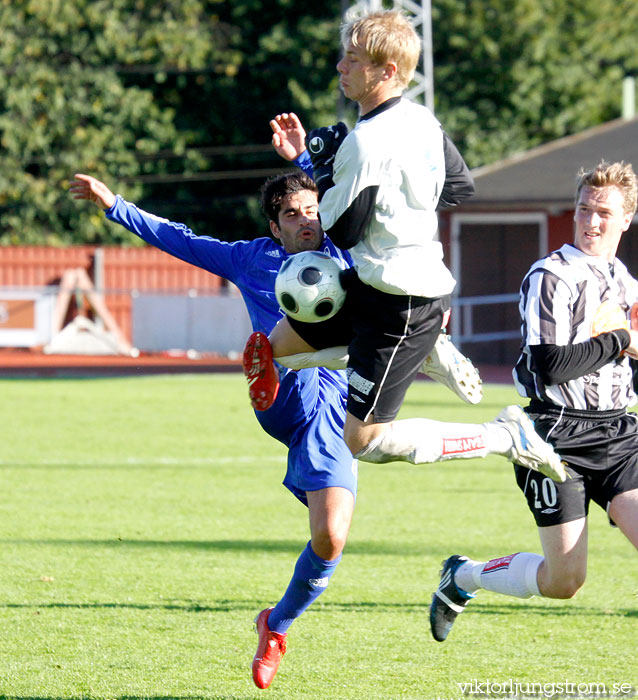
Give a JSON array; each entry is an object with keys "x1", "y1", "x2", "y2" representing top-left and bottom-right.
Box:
[
  {"x1": 0, "y1": 374, "x2": 636, "y2": 697},
  {"x1": 0, "y1": 0, "x2": 232, "y2": 245},
  {"x1": 433, "y1": 0, "x2": 638, "y2": 166},
  {"x1": 130, "y1": 1, "x2": 343, "y2": 242},
  {"x1": 2, "y1": 0, "x2": 638, "y2": 243}
]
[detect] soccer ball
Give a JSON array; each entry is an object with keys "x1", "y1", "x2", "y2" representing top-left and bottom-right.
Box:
[{"x1": 275, "y1": 251, "x2": 347, "y2": 323}]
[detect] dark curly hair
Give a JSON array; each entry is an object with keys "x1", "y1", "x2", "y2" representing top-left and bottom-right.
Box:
[{"x1": 259, "y1": 170, "x2": 318, "y2": 225}]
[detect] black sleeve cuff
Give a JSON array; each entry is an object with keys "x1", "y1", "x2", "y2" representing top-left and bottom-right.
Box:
[
  {"x1": 612, "y1": 328, "x2": 631, "y2": 351},
  {"x1": 530, "y1": 332, "x2": 629, "y2": 386}
]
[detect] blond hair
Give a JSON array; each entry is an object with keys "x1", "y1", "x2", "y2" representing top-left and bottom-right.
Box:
[
  {"x1": 341, "y1": 10, "x2": 420, "y2": 89},
  {"x1": 576, "y1": 161, "x2": 638, "y2": 216}
]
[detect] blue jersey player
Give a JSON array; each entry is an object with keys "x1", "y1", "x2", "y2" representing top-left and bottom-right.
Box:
[{"x1": 69, "y1": 170, "x2": 357, "y2": 690}]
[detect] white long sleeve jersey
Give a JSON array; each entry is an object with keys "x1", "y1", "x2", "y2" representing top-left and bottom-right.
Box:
[{"x1": 319, "y1": 98, "x2": 455, "y2": 298}]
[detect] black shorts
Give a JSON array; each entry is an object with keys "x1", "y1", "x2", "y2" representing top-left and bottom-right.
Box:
[
  {"x1": 514, "y1": 402, "x2": 638, "y2": 527},
  {"x1": 288, "y1": 271, "x2": 446, "y2": 422}
]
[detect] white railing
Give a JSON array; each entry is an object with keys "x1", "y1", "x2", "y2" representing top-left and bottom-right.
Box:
[{"x1": 450, "y1": 293, "x2": 521, "y2": 344}]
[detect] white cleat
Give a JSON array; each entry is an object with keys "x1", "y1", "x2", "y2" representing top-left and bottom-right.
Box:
[
  {"x1": 421, "y1": 333, "x2": 483, "y2": 404},
  {"x1": 494, "y1": 405, "x2": 567, "y2": 483}
]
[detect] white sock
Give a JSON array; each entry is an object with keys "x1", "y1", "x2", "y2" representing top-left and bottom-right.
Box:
[
  {"x1": 453, "y1": 558, "x2": 483, "y2": 594},
  {"x1": 483, "y1": 423, "x2": 515, "y2": 455},
  {"x1": 276, "y1": 346, "x2": 349, "y2": 370},
  {"x1": 457, "y1": 553, "x2": 542, "y2": 598},
  {"x1": 355, "y1": 418, "x2": 489, "y2": 464}
]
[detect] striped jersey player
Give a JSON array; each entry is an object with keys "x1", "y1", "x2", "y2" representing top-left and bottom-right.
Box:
[
  {"x1": 430, "y1": 161, "x2": 638, "y2": 644},
  {"x1": 515, "y1": 242, "x2": 638, "y2": 410}
]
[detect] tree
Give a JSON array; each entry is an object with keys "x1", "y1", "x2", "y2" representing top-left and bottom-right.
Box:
[
  {"x1": 3, "y1": 0, "x2": 638, "y2": 245},
  {"x1": 126, "y1": 0, "x2": 343, "y2": 242},
  {"x1": 0, "y1": 0, "x2": 236, "y2": 244},
  {"x1": 432, "y1": 0, "x2": 638, "y2": 167},
  {"x1": 0, "y1": 0, "x2": 346, "y2": 245}
]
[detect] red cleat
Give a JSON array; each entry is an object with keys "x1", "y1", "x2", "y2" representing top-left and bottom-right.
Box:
[
  {"x1": 242, "y1": 331, "x2": 280, "y2": 411},
  {"x1": 252, "y1": 607, "x2": 287, "y2": 689}
]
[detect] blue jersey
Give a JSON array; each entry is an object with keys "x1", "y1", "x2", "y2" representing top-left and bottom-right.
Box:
[{"x1": 105, "y1": 196, "x2": 357, "y2": 503}]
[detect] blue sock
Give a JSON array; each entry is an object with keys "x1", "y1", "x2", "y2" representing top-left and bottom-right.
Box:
[{"x1": 268, "y1": 541, "x2": 341, "y2": 634}]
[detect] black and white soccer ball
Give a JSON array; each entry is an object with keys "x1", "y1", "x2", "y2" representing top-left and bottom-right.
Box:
[{"x1": 275, "y1": 251, "x2": 347, "y2": 323}]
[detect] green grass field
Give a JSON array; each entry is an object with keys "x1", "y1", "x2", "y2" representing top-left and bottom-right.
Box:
[{"x1": 0, "y1": 373, "x2": 636, "y2": 700}]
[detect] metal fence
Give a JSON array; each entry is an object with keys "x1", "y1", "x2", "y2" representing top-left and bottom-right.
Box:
[{"x1": 450, "y1": 292, "x2": 521, "y2": 345}]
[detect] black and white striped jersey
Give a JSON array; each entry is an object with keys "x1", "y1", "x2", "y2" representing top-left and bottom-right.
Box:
[
  {"x1": 514, "y1": 243, "x2": 638, "y2": 411},
  {"x1": 319, "y1": 98, "x2": 456, "y2": 298}
]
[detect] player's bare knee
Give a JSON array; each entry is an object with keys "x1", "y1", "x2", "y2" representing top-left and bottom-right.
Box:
[
  {"x1": 344, "y1": 434, "x2": 365, "y2": 457},
  {"x1": 311, "y1": 529, "x2": 347, "y2": 561},
  {"x1": 344, "y1": 417, "x2": 385, "y2": 458},
  {"x1": 547, "y1": 581, "x2": 584, "y2": 599},
  {"x1": 343, "y1": 426, "x2": 366, "y2": 456},
  {"x1": 312, "y1": 517, "x2": 350, "y2": 560},
  {"x1": 541, "y1": 570, "x2": 586, "y2": 599},
  {"x1": 270, "y1": 316, "x2": 315, "y2": 358}
]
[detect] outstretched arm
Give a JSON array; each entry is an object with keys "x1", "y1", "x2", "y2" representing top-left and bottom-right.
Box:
[
  {"x1": 69, "y1": 173, "x2": 116, "y2": 209},
  {"x1": 70, "y1": 172, "x2": 242, "y2": 281},
  {"x1": 270, "y1": 112, "x2": 307, "y2": 161}
]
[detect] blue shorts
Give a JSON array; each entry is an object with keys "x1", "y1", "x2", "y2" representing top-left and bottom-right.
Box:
[{"x1": 256, "y1": 366, "x2": 358, "y2": 506}]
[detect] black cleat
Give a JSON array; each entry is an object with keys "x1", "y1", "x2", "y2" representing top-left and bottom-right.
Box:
[{"x1": 430, "y1": 555, "x2": 475, "y2": 642}]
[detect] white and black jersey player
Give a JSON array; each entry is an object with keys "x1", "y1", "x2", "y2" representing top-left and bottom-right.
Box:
[
  {"x1": 244, "y1": 9, "x2": 565, "y2": 485},
  {"x1": 430, "y1": 160, "x2": 638, "y2": 644},
  {"x1": 314, "y1": 96, "x2": 458, "y2": 299},
  {"x1": 515, "y1": 245, "x2": 638, "y2": 411}
]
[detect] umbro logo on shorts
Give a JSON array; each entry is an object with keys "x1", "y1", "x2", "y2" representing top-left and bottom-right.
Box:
[{"x1": 308, "y1": 136, "x2": 325, "y2": 154}]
